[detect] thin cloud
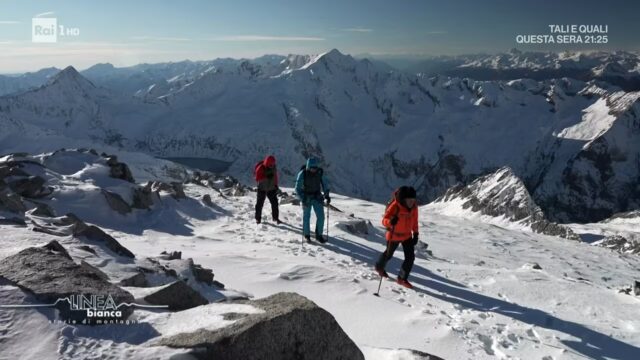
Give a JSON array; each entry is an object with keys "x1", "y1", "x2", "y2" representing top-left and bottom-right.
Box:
[
  {"x1": 0, "y1": 21, "x2": 20, "y2": 25},
  {"x1": 342, "y1": 28, "x2": 373, "y2": 33},
  {"x1": 34, "y1": 11, "x2": 56, "y2": 18},
  {"x1": 427, "y1": 31, "x2": 447, "y2": 35},
  {"x1": 211, "y1": 35, "x2": 325, "y2": 42},
  {"x1": 131, "y1": 36, "x2": 192, "y2": 42}
]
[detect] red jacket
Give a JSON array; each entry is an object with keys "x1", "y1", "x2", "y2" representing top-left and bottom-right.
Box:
[
  {"x1": 254, "y1": 155, "x2": 278, "y2": 188},
  {"x1": 382, "y1": 199, "x2": 418, "y2": 242}
]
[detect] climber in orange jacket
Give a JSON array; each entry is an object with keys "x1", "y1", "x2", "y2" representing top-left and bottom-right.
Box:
[{"x1": 375, "y1": 186, "x2": 419, "y2": 289}]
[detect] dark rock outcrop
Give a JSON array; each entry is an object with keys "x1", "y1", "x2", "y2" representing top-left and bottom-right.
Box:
[
  {"x1": 120, "y1": 272, "x2": 149, "y2": 287},
  {"x1": 7, "y1": 175, "x2": 51, "y2": 198},
  {"x1": 160, "y1": 250, "x2": 182, "y2": 261},
  {"x1": 143, "y1": 280, "x2": 208, "y2": 310},
  {"x1": 105, "y1": 155, "x2": 135, "y2": 183},
  {"x1": 0, "y1": 189, "x2": 26, "y2": 213},
  {"x1": 435, "y1": 167, "x2": 579, "y2": 240},
  {"x1": 337, "y1": 219, "x2": 371, "y2": 235},
  {"x1": 101, "y1": 189, "x2": 132, "y2": 215},
  {"x1": 598, "y1": 235, "x2": 640, "y2": 255},
  {"x1": 157, "y1": 292, "x2": 364, "y2": 360},
  {"x1": 26, "y1": 201, "x2": 56, "y2": 217}
]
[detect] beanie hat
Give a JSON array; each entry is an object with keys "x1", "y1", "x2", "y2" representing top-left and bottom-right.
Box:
[
  {"x1": 397, "y1": 186, "x2": 417, "y2": 201},
  {"x1": 306, "y1": 158, "x2": 319, "y2": 169},
  {"x1": 264, "y1": 155, "x2": 276, "y2": 167}
]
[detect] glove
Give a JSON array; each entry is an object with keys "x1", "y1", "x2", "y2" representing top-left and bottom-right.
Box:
[
  {"x1": 410, "y1": 233, "x2": 419, "y2": 246},
  {"x1": 324, "y1": 194, "x2": 331, "y2": 204},
  {"x1": 389, "y1": 216, "x2": 399, "y2": 226}
]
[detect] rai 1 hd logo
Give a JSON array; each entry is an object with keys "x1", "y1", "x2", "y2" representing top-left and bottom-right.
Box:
[{"x1": 32, "y1": 17, "x2": 80, "y2": 43}]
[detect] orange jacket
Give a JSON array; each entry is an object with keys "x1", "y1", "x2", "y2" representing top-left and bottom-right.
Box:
[{"x1": 382, "y1": 199, "x2": 419, "y2": 242}]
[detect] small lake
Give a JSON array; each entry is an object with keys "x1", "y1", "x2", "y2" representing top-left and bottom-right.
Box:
[{"x1": 160, "y1": 157, "x2": 233, "y2": 173}]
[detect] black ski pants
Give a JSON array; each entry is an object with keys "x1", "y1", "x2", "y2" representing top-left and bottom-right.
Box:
[
  {"x1": 376, "y1": 239, "x2": 415, "y2": 280},
  {"x1": 255, "y1": 189, "x2": 279, "y2": 222}
]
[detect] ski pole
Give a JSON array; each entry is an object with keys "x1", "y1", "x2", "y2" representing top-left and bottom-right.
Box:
[
  {"x1": 326, "y1": 200, "x2": 330, "y2": 240},
  {"x1": 374, "y1": 228, "x2": 394, "y2": 297},
  {"x1": 374, "y1": 241, "x2": 391, "y2": 297}
]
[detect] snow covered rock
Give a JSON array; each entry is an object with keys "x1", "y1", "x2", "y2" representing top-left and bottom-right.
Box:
[
  {"x1": 143, "y1": 280, "x2": 208, "y2": 311},
  {"x1": 432, "y1": 167, "x2": 579, "y2": 240},
  {"x1": 30, "y1": 213, "x2": 135, "y2": 258},
  {"x1": 598, "y1": 235, "x2": 640, "y2": 255},
  {"x1": 157, "y1": 292, "x2": 364, "y2": 360},
  {"x1": 0, "y1": 240, "x2": 134, "y2": 323},
  {"x1": 336, "y1": 218, "x2": 372, "y2": 235},
  {"x1": 146, "y1": 181, "x2": 186, "y2": 199}
]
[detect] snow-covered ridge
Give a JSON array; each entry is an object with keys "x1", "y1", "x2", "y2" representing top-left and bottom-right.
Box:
[
  {"x1": 429, "y1": 167, "x2": 579, "y2": 240},
  {"x1": 409, "y1": 50, "x2": 640, "y2": 91}
]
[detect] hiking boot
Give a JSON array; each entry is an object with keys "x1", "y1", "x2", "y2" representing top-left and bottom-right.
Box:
[
  {"x1": 397, "y1": 278, "x2": 413, "y2": 289},
  {"x1": 315, "y1": 233, "x2": 327, "y2": 243},
  {"x1": 256, "y1": 219, "x2": 261, "y2": 224},
  {"x1": 304, "y1": 235, "x2": 312, "y2": 243},
  {"x1": 375, "y1": 266, "x2": 389, "y2": 278},
  {"x1": 274, "y1": 219, "x2": 283, "y2": 225}
]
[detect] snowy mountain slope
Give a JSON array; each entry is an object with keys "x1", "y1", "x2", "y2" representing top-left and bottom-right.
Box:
[
  {"x1": 0, "y1": 67, "x2": 60, "y2": 97},
  {"x1": 429, "y1": 167, "x2": 578, "y2": 240},
  {"x1": 1, "y1": 49, "x2": 640, "y2": 223},
  {"x1": 2, "y1": 151, "x2": 638, "y2": 359}
]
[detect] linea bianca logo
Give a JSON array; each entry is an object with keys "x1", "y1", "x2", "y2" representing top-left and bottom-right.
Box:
[{"x1": 0, "y1": 293, "x2": 168, "y2": 325}]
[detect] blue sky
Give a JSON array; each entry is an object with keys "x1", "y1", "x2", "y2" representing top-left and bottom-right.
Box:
[{"x1": 0, "y1": 0, "x2": 638, "y2": 72}]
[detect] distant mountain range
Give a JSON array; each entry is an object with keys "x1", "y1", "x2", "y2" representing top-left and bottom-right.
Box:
[{"x1": 1, "y1": 49, "x2": 639, "y2": 223}]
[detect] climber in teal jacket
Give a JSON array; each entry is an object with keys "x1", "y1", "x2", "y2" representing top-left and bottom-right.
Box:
[{"x1": 295, "y1": 158, "x2": 330, "y2": 243}]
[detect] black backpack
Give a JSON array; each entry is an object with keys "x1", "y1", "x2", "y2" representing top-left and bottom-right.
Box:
[{"x1": 299, "y1": 165, "x2": 324, "y2": 192}]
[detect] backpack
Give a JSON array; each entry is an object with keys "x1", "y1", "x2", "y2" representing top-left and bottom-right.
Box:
[
  {"x1": 254, "y1": 161, "x2": 263, "y2": 181},
  {"x1": 299, "y1": 165, "x2": 324, "y2": 192},
  {"x1": 385, "y1": 189, "x2": 402, "y2": 226},
  {"x1": 385, "y1": 188, "x2": 400, "y2": 211}
]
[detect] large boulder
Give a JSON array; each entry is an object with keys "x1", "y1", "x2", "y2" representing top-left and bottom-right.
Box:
[
  {"x1": 0, "y1": 241, "x2": 134, "y2": 323},
  {"x1": 143, "y1": 280, "x2": 208, "y2": 310},
  {"x1": 7, "y1": 175, "x2": 49, "y2": 198},
  {"x1": 157, "y1": 292, "x2": 364, "y2": 360},
  {"x1": 0, "y1": 189, "x2": 26, "y2": 213},
  {"x1": 337, "y1": 219, "x2": 371, "y2": 235},
  {"x1": 132, "y1": 185, "x2": 158, "y2": 209}
]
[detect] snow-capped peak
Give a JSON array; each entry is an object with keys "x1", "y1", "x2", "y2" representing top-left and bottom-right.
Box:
[
  {"x1": 47, "y1": 66, "x2": 96, "y2": 90},
  {"x1": 429, "y1": 167, "x2": 579, "y2": 240},
  {"x1": 300, "y1": 48, "x2": 355, "y2": 70}
]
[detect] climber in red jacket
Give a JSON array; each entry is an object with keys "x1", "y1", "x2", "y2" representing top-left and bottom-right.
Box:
[{"x1": 254, "y1": 155, "x2": 280, "y2": 224}]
